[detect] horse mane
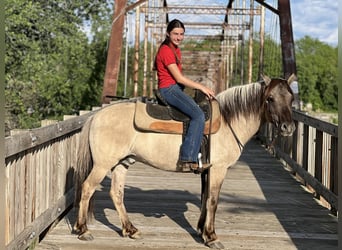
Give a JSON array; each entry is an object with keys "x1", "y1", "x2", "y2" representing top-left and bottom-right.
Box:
[{"x1": 216, "y1": 82, "x2": 265, "y2": 124}]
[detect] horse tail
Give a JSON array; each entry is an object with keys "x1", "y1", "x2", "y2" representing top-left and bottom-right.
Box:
[{"x1": 74, "y1": 115, "x2": 94, "y2": 217}]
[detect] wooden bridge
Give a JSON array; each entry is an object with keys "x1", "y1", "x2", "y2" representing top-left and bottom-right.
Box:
[
  {"x1": 35, "y1": 139, "x2": 338, "y2": 250},
  {"x1": 3, "y1": 101, "x2": 338, "y2": 250},
  {"x1": 2, "y1": 1, "x2": 339, "y2": 249}
]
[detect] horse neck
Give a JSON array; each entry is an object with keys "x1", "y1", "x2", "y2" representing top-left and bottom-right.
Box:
[
  {"x1": 217, "y1": 82, "x2": 266, "y2": 145},
  {"x1": 229, "y1": 115, "x2": 261, "y2": 145}
]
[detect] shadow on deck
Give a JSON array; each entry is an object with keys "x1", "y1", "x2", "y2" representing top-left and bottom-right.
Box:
[{"x1": 36, "y1": 139, "x2": 337, "y2": 250}]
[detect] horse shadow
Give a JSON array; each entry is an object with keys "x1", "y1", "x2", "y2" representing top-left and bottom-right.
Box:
[
  {"x1": 87, "y1": 175, "x2": 204, "y2": 243},
  {"x1": 219, "y1": 139, "x2": 338, "y2": 249}
]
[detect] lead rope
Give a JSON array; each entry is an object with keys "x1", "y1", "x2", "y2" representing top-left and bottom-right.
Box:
[
  {"x1": 207, "y1": 99, "x2": 213, "y2": 163},
  {"x1": 267, "y1": 128, "x2": 279, "y2": 155},
  {"x1": 227, "y1": 122, "x2": 244, "y2": 152}
]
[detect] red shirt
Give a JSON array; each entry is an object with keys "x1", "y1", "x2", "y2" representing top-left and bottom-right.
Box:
[{"x1": 155, "y1": 44, "x2": 182, "y2": 88}]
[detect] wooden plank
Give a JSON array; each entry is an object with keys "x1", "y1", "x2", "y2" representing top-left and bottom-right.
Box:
[
  {"x1": 5, "y1": 111, "x2": 96, "y2": 157},
  {"x1": 330, "y1": 137, "x2": 338, "y2": 196},
  {"x1": 35, "y1": 140, "x2": 337, "y2": 250},
  {"x1": 293, "y1": 111, "x2": 338, "y2": 137},
  {"x1": 314, "y1": 130, "x2": 323, "y2": 182},
  {"x1": 275, "y1": 146, "x2": 338, "y2": 211},
  {"x1": 18, "y1": 154, "x2": 25, "y2": 237},
  {"x1": 6, "y1": 159, "x2": 15, "y2": 243},
  {"x1": 322, "y1": 134, "x2": 331, "y2": 190},
  {"x1": 291, "y1": 120, "x2": 298, "y2": 163},
  {"x1": 302, "y1": 124, "x2": 309, "y2": 172},
  {"x1": 5, "y1": 189, "x2": 74, "y2": 250}
]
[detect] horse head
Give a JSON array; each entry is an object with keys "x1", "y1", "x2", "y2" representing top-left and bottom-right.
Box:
[{"x1": 261, "y1": 74, "x2": 296, "y2": 136}]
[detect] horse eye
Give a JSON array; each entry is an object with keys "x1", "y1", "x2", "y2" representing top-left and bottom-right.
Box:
[{"x1": 267, "y1": 96, "x2": 274, "y2": 103}]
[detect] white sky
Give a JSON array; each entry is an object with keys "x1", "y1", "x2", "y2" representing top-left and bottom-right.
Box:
[
  {"x1": 153, "y1": 0, "x2": 338, "y2": 46},
  {"x1": 290, "y1": 0, "x2": 338, "y2": 46},
  {"x1": 97, "y1": 1, "x2": 338, "y2": 47}
]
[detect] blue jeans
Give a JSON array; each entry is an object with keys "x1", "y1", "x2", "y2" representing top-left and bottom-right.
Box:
[{"x1": 159, "y1": 84, "x2": 205, "y2": 162}]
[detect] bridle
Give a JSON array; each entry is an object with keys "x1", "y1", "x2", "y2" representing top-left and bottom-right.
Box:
[{"x1": 262, "y1": 78, "x2": 294, "y2": 152}]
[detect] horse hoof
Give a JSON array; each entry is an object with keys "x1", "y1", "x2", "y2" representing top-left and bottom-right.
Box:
[
  {"x1": 129, "y1": 230, "x2": 142, "y2": 239},
  {"x1": 206, "y1": 240, "x2": 225, "y2": 249},
  {"x1": 78, "y1": 232, "x2": 94, "y2": 241},
  {"x1": 123, "y1": 227, "x2": 141, "y2": 239}
]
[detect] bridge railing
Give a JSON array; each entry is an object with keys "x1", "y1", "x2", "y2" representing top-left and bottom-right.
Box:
[
  {"x1": 265, "y1": 109, "x2": 338, "y2": 213},
  {"x1": 4, "y1": 110, "x2": 96, "y2": 249}
]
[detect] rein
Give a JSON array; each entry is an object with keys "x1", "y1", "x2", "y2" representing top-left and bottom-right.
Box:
[
  {"x1": 227, "y1": 122, "x2": 244, "y2": 152},
  {"x1": 206, "y1": 98, "x2": 215, "y2": 163}
]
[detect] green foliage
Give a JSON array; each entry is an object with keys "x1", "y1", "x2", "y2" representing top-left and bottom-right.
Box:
[
  {"x1": 5, "y1": 0, "x2": 112, "y2": 132},
  {"x1": 238, "y1": 34, "x2": 337, "y2": 112},
  {"x1": 5, "y1": 1, "x2": 337, "y2": 134},
  {"x1": 256, "y1": 34, "x2": 283, "y2": 79},
  {"x1": 230, "y1": 34, "x2": 282, "y2": 85},
  {"x1": 183, "y1": 38, "x2": 221, "y2": 52},
  {"x1": 184, "y1": 34, "x2": 284, "y2": 87},
  {"x1": 295, "y1": 36, "x2": 338, "y2": 111}
]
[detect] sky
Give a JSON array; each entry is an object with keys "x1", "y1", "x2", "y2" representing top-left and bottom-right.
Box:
[
  {"x1": 99, "y1": 0, "x2": 338, "y2": 47},
  {"x1": 290, "y1": 0, "x2": 338, "y2": 46},
  {"x1": 160, "y1": 0, "x2": 339, "y2": 46}
]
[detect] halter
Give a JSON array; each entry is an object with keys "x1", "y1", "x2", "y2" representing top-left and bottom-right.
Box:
[{"x1": 262, "y1": 77, "x2": 293, "y2": 153}]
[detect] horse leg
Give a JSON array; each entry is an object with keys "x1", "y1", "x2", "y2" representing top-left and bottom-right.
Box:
[
  {"x1": 197, "y1": 170, "x2": 209, "y2": 234},
  {"x1": 199, "y1": 167, "x2": 227, "y2": 249},
  {"x1": 74, "y1": 166, "x2": 108, "y2": 241},
  {"x1": 110, "y1": 164, "x2": 141, "y2": 239}
]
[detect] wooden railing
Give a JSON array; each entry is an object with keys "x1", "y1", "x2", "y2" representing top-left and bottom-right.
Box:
[
  {"x1": 3, "y1": 104, "x2": 338, "y2": 249},
  {"x1": 4, "y1": 110, "x2": 96, "y2": 249},
  {"x1": 266, "y1": 110, "x2": 338, "y2": 213}
]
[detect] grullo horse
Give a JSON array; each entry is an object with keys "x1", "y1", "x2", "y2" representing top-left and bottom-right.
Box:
[{"x1": 73, "y1": 74, "x2": 296, "y2": 249}]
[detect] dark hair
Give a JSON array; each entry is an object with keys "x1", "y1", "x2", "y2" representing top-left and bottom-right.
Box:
[
  {"x1": 154, "y1": 19, "x2": 185, "y2": 69},
  {"x1": 162, "y1": 19, "x2": 185, "y2": 46},
  {"x1": 167, "y1": 19, "x2": 185, "y2": 34}
]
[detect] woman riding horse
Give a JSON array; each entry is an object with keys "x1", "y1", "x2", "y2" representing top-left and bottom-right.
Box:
[{"x1": 155, "y1": 19, "x2": 215, "y2": 173}]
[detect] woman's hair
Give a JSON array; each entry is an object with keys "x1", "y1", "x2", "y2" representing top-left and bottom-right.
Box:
[
  {"x1": 154, "y1": 19, "x2": 185, "y2": 69},
  {"x1": 162, "y1": 19, "x2": 185, "y2": 46}
]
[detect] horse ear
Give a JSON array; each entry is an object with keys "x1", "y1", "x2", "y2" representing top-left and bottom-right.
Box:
[
  {"x1": 261, "y1": 74, "x2": 271, "y2": 86},
  {"x1": 287, "y1": 73, "x2": 297, "y2": 85}
]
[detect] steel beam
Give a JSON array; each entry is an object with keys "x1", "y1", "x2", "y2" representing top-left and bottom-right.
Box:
[
  {"x1": 278, "y1": 0, "x2": 299, "y2": 107},
  {"x1": 254, "y1": 0, "x2": 279, "y2": 14},
  {"x1": 278, "y1": 0, "x2": 297, "y2": 78},
  {"x1": 101, "y1": 0, "x2": 127, "y2": 104},
  {"x1": 101, "y1": 0, "x2": 148, "y2": 104},
  {"x1": 148, "y1": 22, "x2": 250, "y2": 30},
  {"x1": 141, "y1": 6, "x2": 261, "y2": 15}
]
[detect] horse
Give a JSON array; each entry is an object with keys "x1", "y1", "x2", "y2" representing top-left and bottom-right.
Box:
[{"x1": 73, "y1": 74, "x2": 296, "y2": 249}]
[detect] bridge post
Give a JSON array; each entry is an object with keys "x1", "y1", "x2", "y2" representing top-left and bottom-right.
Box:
[
  {"x1": 278, "y1": 0, "x2": 296, "y2": 78},
  {"x1": 278, "y1": 0, "x2": 300, "y2": 109},
  {"x1": 101, "y1": 0, "x2": 127, "y2": 104}
]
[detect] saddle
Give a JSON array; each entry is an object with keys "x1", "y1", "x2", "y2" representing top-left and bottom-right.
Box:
[
  {"x1": 134, "y1": 90, "x2": 221, "y2": 167},
  {"x1": 134, "y1": 89, "x2": 221, "y2": 135}
]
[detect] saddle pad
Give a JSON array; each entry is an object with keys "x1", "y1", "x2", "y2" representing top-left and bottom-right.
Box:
[{"x1": 134, "y1": 100, "x2": 221, "y2": 134}]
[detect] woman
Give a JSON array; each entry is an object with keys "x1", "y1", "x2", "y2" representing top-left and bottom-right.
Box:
[{"x1": 155, "y1": 19, "x2": 215, "y2": 173}]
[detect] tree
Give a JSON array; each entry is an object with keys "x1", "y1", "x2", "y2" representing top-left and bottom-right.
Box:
[
  {"x1": 5, "y1": 0, "x2": 112, "y2": 133},
  {"x1": 295, "y1": 36, "x2": 338, "y2": 111}
]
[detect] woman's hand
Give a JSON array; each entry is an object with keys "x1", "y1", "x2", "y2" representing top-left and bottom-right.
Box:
[
  {"x1": 167, "y1": 64, "x2": 215, "y2": 99},
  {"x1": 199, "y1": 85, "x2": 215, "y2": 99}
]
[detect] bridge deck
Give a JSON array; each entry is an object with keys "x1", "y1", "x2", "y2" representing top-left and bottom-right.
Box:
[{"x1": 36, "y1": 139, "x2": 337, "y2": 250}]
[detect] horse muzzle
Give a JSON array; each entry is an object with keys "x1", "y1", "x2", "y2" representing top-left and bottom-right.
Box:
[{"x1": 279, "y1": 121, "x2": 296, "y2": 136}]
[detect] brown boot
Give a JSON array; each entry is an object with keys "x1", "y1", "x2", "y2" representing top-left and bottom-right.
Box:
[{"x1": 180, "y1": 162, "x2": 212, "y2": 174}]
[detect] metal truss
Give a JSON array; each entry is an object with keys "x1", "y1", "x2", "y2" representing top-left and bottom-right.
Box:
[{"x1": 141, "y1": 6, "x2": 261, "y2": 16}]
